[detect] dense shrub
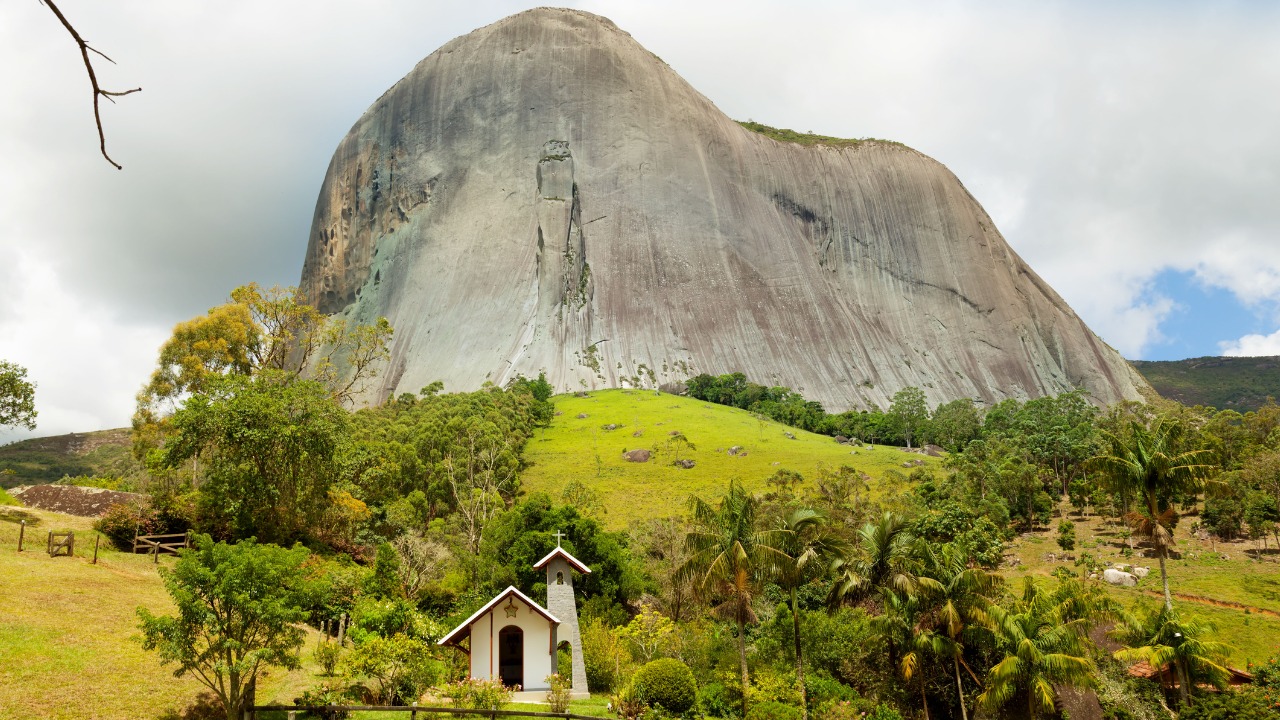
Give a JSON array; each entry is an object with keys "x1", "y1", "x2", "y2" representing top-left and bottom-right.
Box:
[
  {"x1": 437, "y1": 678, "x2": 513, "y2": 710},
  {"x1": 95, "y1": 501, "x2": 162, "y2": 549},
  {"x1": 634, "y1": 658, "x2": 697, "y2": 714},
  {"x1": 1178, "y1": 689, "x2": 1277, "y2": 720},
  {"x1": 805, "y1": 674, "x2": 856, "y2": 709},
  {"x1": 698, "y1": 682, "x2": 735, "y2": 719},
  {"x1": 746, "y1": 701, "x2": 802, "y2": 720}
]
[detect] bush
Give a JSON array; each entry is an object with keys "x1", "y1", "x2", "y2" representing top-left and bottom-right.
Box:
[
  {"x1": 634, "y1": 658, "x2": 697, "y2": 715},
  {"x1": 746, "y1": 701, "x2": 802, "y2": 720},
  {"x1": 95, "y1": 501, "x2": 161, "y2": 549},
  {"x1": 546, "y1": 673, "x2": 572, "y2": 713},
  {"x1": 613, "y1": 682, "x2": 647, "y2": 720},
  {"x1": 438, "y1": 678, "x2": 513, "y2": 710},
  {"x1": 1178, "y1": 689, "x2": 1277, "y2": 720},
  {"x1": 295, "y1": 683, "x2": 351, "y2": 719},
  {"x1": 698, "y1": 682, "x2": 735, "y2": 719},
  {"x1": 313, "y1": 641, "x2": 340, "y2": 676},
  {"x1": 805, "y1": 674, "x2": 856, "y2": 709}
]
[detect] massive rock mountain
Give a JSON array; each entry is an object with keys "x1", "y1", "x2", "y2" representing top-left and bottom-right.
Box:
[{"x1": 299, "y1": 7, "x2": 1148, "y2": 410}]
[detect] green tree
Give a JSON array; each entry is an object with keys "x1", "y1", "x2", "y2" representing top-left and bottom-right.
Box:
[
  {"x1": 344, "y1": 633, "x2": 442, "y2": 704},
  {"x1": 1092, "y1": 417, "x2": 1215, "y2": 610},
  {"x1": 1057, "y1": 520, "x2": 1076, "y2": 552},
  {"x1": 829, "y1": 512, "x2": 921, "y2": 605},
  {"x1": 908, "y1": 544, "x2": 1002, "y2": 720},
  {"x1": 977, "y1": 578, "x2": 1095, "y2": 720},
  {"x1": 769, "y1": 508, "x2": 845, "y2": 720},
  {"x1": 161, "y1": 372, "x2": 349, "y2": 544},
  {"x1": 889, "y1": 386, "x2": 929, "y2": 449},
  {"x1": 0, "y1": 360, "x2": 37, "y2": 430},
  {"x1": 1112, "y1": 604, "x2": 1231, "y2": 707},
  {"x1": 137, "y1": 535, "x2": 312, "y2": 720},
  {"x1": 929, "y1": 399, "x2": 982, "y2": 453},
  {"x1": 677, "y1": 480, "x2": 782, "y2": 717}
]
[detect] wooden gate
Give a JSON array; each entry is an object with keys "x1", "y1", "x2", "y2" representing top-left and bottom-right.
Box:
[
  {"x1": 133, "y1": 532, "x2": 190, "y2": 561},
  {"x1": 47, "y1": 531, "x2": 74, "y2": 557}
]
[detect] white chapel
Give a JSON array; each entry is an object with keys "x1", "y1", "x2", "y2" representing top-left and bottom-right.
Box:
[{"x1": 438, "y1": 540, "x2": 591, "y2": 696}]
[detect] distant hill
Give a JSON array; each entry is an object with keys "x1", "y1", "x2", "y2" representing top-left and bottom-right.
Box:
[
  {"x1": 0, "y1": 428, "x2": 141, "y2": 488},
  {"x1": 1132, "y1": 356, "x2": 1280, "y2": 411}
]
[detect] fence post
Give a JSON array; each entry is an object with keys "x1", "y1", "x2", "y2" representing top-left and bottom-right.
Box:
[
  {"x1": 47, "y1": 530, "x2": 52, "y2": 554},
  {"x1": 17, "y1": 520, "x2": 24, "y2": 552},
  {"x1": 93, "y1": 534, "x2": 100, "y2": 564},
  {"x1": 288, "y1": 712, "x2": 296, "y2": 720},
  {"x1": 412, "y1": 701, "x2": 418, "y2": 720},
  {"x1": 153, "y1": 542, "x2": 159, "y2": 564},
  {"x1": 69, "y1": 532, "x2": 74, "y2": 557}
]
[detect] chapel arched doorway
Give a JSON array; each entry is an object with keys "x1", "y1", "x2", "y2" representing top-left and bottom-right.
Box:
[{"x1": 498, "y1": 625, "x2": 524, "y2": 688}]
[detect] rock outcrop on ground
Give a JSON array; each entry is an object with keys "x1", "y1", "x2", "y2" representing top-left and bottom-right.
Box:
[{"x1": 299, "y1": 8, "x2": 1149, "y2": 410}]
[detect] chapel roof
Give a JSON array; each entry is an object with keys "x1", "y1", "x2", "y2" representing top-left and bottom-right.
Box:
[{"x1": 437, "y1": 585, "x2": 560, "y2": 646}]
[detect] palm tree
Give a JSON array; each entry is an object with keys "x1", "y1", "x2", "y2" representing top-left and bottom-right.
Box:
[
  {"x1": 1092, "y1": 417, "x2": 1215, "y2": 610},
  {"x1": 769, "y1": 508, "x2": 846, "y2": 720},
  {"x1": 978, "y1": 578, "x2": 1095, "y2": 720},
  {"x1": 1111, "y1": 604, "x2": 1232, "y2": 707},
  {"x1": 677, "y1": 480, "x2": 782, "y2": 718},
  {"x1": 828, "y1": 512, "x2": 921, "y2": 605},
  {"x1": 871, "y1": 587, "x2": 932, "y2": 718},
  {"x1": 909, "y1": 544, "x2": 1001, "y2": 720}
]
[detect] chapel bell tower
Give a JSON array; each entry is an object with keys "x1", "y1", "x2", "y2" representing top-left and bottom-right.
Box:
[{"x1": 533, "y1": 533, "x2": 591, "y2": 696}]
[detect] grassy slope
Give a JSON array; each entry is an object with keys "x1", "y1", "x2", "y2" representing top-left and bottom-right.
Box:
[
  {"x1": 1133, "y1": 356, "x2": 1280, "y2": 411},
  {"x1": 0, "y1": 428, "x2": 143, "y2": 489},
  {"x1": 0, "y1": 506, "x2": 324, "y2": 720},
  {"x1": 522, "y1": 389, "x2": 937, "y2": 530},
  {"x1": 1005, "y1": 509, "x2": 1280, "y2": 666}
]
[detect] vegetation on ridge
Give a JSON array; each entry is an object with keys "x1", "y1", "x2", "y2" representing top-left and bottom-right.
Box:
[{"x1": 737, "y1": 120, "x2": 903, "y2": 150}]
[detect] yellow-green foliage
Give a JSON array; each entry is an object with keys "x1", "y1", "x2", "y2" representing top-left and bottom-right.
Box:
[
  {"x1": 0, "y1": 487, "x2": 16, "y2": 506},
  {"x1": 522, "y1": 390, "x2": 937, "y2": 529}
]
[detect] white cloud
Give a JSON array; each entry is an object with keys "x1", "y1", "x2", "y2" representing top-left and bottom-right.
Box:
[
  {"x1": 0, "y1": 249, "x2": 168, "y2": 444},
  {"x1": 1220, "y1": 330, "x2": 1280, "y2": 358}
]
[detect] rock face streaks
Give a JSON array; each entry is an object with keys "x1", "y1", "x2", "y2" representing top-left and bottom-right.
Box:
[{"x1": 299, "y1": 8, "x2": 1149, "y2": 410}]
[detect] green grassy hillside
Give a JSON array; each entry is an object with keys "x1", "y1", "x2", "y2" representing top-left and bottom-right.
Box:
[
  {"x1": 523, "y1": 389, "x2": 937, "y2": 529},
  {"x1": 1133, "y1": 356, "x2": 1280, "y2": 411},
  {"x1": 0, "y1": 428, "x2": 142, "y2": 489}
]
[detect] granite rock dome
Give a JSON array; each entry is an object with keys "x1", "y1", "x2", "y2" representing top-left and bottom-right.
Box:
[{"x1": 299, "y1": 7, "x2": 1148, "y2": 409}]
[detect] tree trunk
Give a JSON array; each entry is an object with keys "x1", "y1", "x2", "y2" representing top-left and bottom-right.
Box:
[
  {"x1": 921, "y1": 682, "x2": 930, "y2": 720},
  {"x1": 738, "y1": 614, "x2": 750, "y2": 719},
  {"x1": 1158, "y1": 549, "x2": 1173, "y2": 612},
  {"x1": 792, "y1": 589, "x2": 808, "y2": 720},
  {"x1": 1176, "y1": 658, "x2": 1189, "y2": 707},
  {"x1": 953, "y1": 656, "x2": 968, "y2": 720}
]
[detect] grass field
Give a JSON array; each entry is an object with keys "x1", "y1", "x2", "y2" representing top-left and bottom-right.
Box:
[
  {"x1": 522, "y1": 389, "x2": 939, "y2": 529},
  {"x1": 1005, "y1": 507, "x2": 1280, "y2": 667},
  {"x1": 0, "y1": 427, "x2": 144, "y2": 489},
  {"x1": 0, "y1": 506, "x2": 325, "y2": 720}
]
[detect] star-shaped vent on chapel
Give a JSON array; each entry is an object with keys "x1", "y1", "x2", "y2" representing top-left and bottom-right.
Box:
[{"x1": 504, "y1": 598, "x2": 519, "y2": 618}]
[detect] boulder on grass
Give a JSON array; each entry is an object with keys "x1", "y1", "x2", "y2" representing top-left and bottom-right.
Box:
[
  {"x1": 624, "y1": 449, "x2": 651, "y2": 463},
  {"x1": 1102, "y1": 569, "x2": 1137, "y2": 587},
  {"x1": 1133, "y1": 567, "x2": 1150, "y2": 579}
]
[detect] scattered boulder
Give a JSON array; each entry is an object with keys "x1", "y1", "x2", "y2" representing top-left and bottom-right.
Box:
[
  {"x1": 659, "y1": 382, "x2": 687, "y2": 395},
  {"x1": 554, "y1": 411, "x2": 563, "y2": 416},
  {"x1": 728, "y1": 446, "x2": 743, "y2": 456},
  {"x1": 672, "y1": 459, "x2": 696, "y2": 469},
  {"x1": 1133, "y1": 567, "x2": 1150, "y2": 579},
  {"x1": 850, "y1": 450, "x2": 858, "y2": 455},
  {"x1": 601, "y1": 423, "x2": 620, "y2": 430},
  {"x1": 771, "y1": 462, "x2": 780, "y2": 466},
  {"x1": 668, "y1": 430, "x2": 681, "y2": 436},
  {"x1": 865, "y1": 445, "x2": 873, "y2": 450},
  {"x1": 632, "y1": 430, "x2": 644, "y2": 437},
  {"x1": 1102, "y1": 569, "x2": 1137, "y2": 587},
  {"x1": 922, "y1": 444, "x2": 944, "y2": 457},
  {"x1": 784, "y1": 432, "x2": 796, "y2": 440},
  {"x1": 576, "y1": 413, "x2": 589, "y2": 419},
  {"x1": 834, "y1": 435, "x2": 849, "y2": 444},
  {"x1": 623, "y1": 449, "x2": 651, "y2": 463}
]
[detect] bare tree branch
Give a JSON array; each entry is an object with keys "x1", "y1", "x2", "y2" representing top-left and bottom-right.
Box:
[{"x1": 40, "y1": 0, "x2": 141, "y2": 169}]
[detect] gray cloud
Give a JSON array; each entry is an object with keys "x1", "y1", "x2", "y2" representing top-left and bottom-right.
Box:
[{"x1": 3, "y1": 0, "x2": 1279, "y2": 439}]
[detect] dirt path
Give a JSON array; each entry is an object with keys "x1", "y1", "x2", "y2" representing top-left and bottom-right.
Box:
[{"x1": 1139, "y1": 589, "x2": 1280, "y2": 618}]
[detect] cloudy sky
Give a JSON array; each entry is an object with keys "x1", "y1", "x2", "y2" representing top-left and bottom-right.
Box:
[{"x1": 2, "y1": 0, "x2": 1279, "y2": 441}]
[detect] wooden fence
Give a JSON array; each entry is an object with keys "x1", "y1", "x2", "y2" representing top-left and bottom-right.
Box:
[
  {"x1": 133, "y1": 532, "x2": 190, "y2": 562},
  {"x1": 47, "y1": 531, "x2": 74, "y2": 557},
  {"x1": 247, "y1": 706, "x2": 603, "y2": 720}
]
